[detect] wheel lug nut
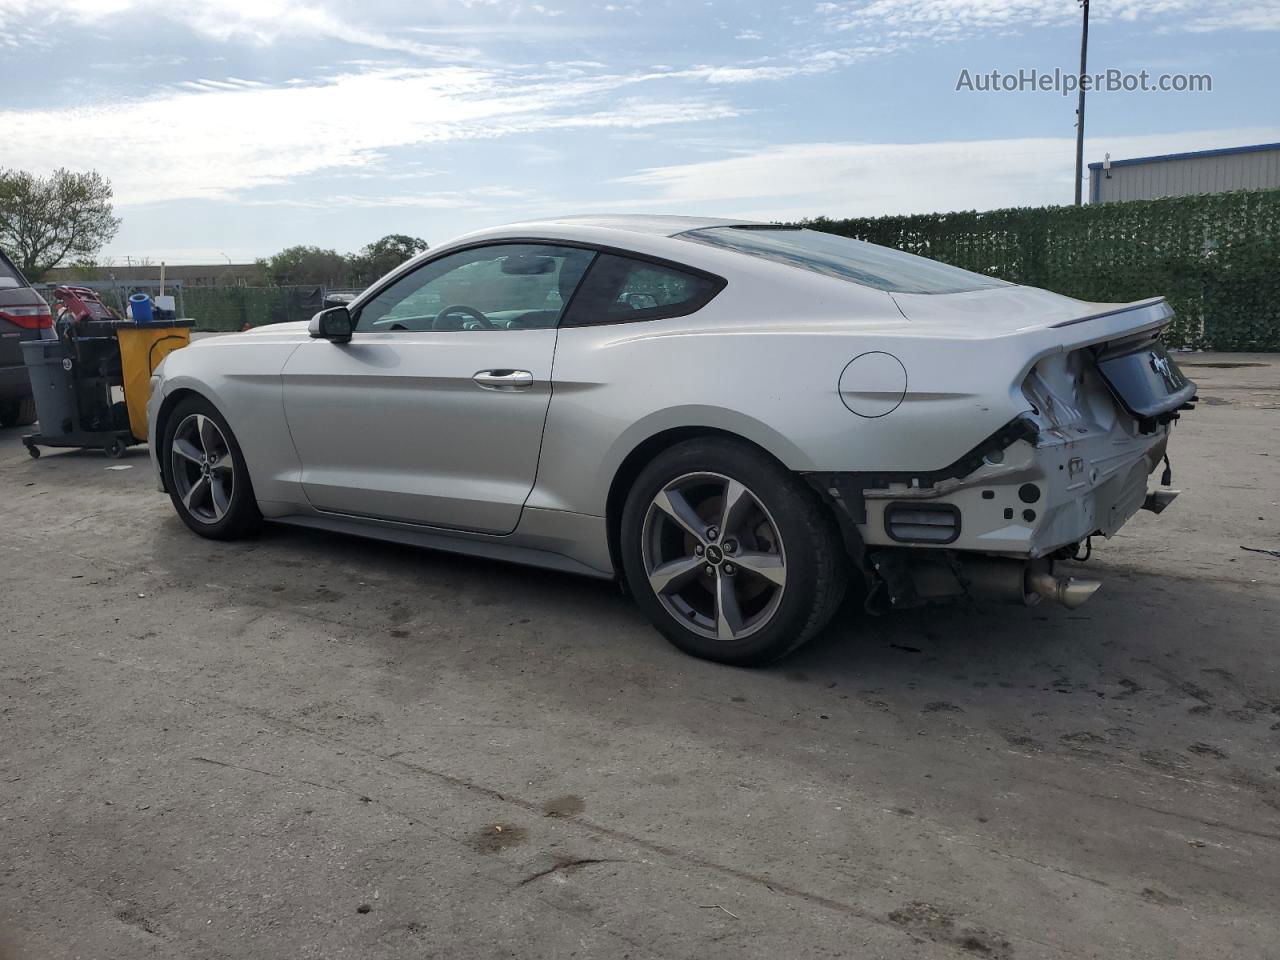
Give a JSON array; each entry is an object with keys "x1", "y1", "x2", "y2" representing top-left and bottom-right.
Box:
[
  {"x1": 723, "y1": 563, "x2": 736, "y2": 576},
  {"x1": 704, "y1": 565, "x2": 715, "y2": 576},
  {"x1": 694, "y1": 545, "x2": 704, "y2": 556},
  {"x1": 706, "y1": 526, "x2": 719, "y2": 541},
  {"x1": 723, "y1": 540, "x2": 737, "y2": 554}
]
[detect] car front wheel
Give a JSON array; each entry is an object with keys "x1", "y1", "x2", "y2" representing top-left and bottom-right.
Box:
[
  {"x1": 620, "y1": 438, "x2": 847, "y2": 666},
  {"x1": 162, "y1": 396, "x2": 261, "y2": 540}
]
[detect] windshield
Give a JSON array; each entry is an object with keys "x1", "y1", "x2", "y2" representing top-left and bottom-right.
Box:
[{"x1": 680, "y1": 226, "x2": 1009, "y2": 295}]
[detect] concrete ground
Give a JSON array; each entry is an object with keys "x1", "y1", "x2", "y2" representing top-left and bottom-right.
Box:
[{"x1": 1, "y1": 354, "x2": 1278, "y2": 960}]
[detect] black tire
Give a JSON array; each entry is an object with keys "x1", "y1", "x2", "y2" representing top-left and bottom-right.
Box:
[
  {"x1": 619, "y1": 437, "x2": 847, "y2": 666},
  {"x1": 160, "y1": 395, "x2": 262, "y2": 540},
  {"x1": 0, "y1": 395, "x2": 36, "y2": 428}
]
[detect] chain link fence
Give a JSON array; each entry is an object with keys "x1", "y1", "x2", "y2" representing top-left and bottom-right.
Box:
[{"x1": 805, "y1": 187, "x2": 1280, "y2": 350}]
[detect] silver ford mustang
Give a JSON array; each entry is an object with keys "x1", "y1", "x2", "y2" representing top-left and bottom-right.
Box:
[{"x1": 148, "y1": 215, "x2": 1194, "y2": 665}]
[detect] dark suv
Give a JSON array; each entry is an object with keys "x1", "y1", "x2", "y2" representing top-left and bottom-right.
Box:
[{"x1": 0, "y1": 249, "x2": 52, "y2": 427}]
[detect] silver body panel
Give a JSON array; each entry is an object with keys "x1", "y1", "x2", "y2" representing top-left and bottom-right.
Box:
[{"x1": 148, "y1": 215, "x2": 1182, "y2": 579}]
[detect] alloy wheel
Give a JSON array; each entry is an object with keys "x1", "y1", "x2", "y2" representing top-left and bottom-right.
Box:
[
  {"x1": 641, "y1": 471, "x2": 787, "y2": 643},
  {"x1": 169, "y1": 413, "x2": 235, "y2": 524}
]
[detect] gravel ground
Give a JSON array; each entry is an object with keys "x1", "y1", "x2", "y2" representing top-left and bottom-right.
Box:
[{"x1": 1, "y1": 353, "x2": 1278, "y2": 960}]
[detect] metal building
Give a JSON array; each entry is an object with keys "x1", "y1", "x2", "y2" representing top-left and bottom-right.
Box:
[{"x1": 1088, "y1": 142, "x2": 1280, "y2": 204}]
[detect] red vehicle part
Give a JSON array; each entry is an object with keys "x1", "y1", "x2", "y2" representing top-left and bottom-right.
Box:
[{"x1": 54, "y1": 285, "x2": 120, "y2": 324}]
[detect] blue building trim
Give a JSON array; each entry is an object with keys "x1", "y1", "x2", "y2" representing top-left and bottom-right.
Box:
[{"x1": 1087, "y1": 141, "x2": 1280, "y2": 171}]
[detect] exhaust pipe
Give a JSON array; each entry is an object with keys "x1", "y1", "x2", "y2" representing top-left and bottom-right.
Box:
[
  {"x1": 1026, "y1": 569, "x2": 1101, "y2": 609},
  {"x1": 1142, "y1": 489, "x2": 1179, "y2": 514},
  {"x1": 956, "y1": 558, "x2": 1100, "y2": 609}
]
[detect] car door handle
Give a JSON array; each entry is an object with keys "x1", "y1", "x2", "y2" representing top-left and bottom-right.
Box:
[{"x1": 473, "y1": 369, "x2": 534, "y2": 391}]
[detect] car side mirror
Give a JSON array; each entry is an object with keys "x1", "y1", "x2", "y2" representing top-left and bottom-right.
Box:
[{"x1": 309, "y1": 306, "x2": 352, "y2": 343}]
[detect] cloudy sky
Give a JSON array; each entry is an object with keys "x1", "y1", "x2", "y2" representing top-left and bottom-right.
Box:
[{"x1": 2, "y1": 0, "x2": 1278, "y2": 263}]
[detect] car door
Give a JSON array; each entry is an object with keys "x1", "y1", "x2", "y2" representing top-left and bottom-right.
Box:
[{"x1": 281, "y1": 242, "x2": 596, "y2": 535}]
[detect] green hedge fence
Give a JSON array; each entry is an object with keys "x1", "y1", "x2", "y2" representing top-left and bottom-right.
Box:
[
  {"x1": 182, "y1": 285, "x2": 323, "y2": 332},
  {"x1": 804, "y1": 188, "x2": 1280, "y2": 350}
]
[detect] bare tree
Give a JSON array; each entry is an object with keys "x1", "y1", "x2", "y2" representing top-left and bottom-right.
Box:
[{"x1": 0, "y1": 168, "x2": 122, "y2": 281}]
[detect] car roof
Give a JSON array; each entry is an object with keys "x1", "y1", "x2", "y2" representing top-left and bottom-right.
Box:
[{"x1": 494, "y1": 214, "x2": 767, "y2": 238}]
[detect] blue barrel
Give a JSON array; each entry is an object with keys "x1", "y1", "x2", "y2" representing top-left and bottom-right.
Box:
[{"x1": 129, "y1": 293, "x2": 153, "y2": 323}]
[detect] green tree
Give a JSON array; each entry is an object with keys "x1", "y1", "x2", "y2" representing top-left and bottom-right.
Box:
[
  {"x1": 257, "y1": 245, "x2": 350, "y2": 286},
  {"x1": 0, "y1": 168, "x2": 121, "y2": 281},
  {"x1": 348, "y1": 234, "x2": 429, "y2": 285}
]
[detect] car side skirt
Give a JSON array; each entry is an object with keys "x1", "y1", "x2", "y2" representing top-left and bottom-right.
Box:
[{"x1": 271, "y1": 506, "x2": 615, "y2": 580}]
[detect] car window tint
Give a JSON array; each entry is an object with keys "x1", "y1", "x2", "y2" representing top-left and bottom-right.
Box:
[
  {"x1": 680, "y1": 226, "x2": 1008, "y2": 295},
  {"x1": 355, "y1": 244, "x2": 596, "y2": 332},
  {"x1": 562, "y1": 254, "x2": 722, "y2": 326}
]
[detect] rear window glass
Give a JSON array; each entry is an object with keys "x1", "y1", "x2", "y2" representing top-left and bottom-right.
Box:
[
  {"x1": 680, "y1": 226, "x2": 1008, "y2": 295},
  {"x1": 0, "y1": 252, "x2": 27, "y2": 289}
]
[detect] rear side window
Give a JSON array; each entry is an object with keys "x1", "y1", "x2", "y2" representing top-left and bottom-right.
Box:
[
  {"x1": 561, "y1": 253, "x2": 723, "y2": 326},
  {"x1": 0, "y1": 252, "x2": 28, "y2": 289},
  {"x1": 680, "y1": 226, "x2": 1008, "y2": 295}
]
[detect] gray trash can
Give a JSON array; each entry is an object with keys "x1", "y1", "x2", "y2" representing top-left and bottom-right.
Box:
[{"x1": 22, "y1": 338, "x2": 77, "y2": 436}]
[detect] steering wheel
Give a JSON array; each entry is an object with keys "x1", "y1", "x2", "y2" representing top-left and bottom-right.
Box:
[{"x1": 433, "y1": 304, "x2": 493, "y2": 331}]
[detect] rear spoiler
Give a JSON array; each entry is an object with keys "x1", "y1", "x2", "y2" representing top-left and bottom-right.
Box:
[{"x1": 1048, "y1": 296, "x2": 1169, "y2": 330}]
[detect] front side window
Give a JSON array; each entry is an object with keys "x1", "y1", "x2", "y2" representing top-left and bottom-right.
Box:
[
  {"x1": 355, "y1": 244, "x2": 596, "y2": 332},
  {"x1": 680, "y1": 226, "x2": 1008, "y2": 295},
  {"x1": 561, "y1": 253, "x2": 723, "y2": 326}
]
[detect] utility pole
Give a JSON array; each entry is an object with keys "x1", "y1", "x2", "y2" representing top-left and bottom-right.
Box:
[{"x1": 1073, "y1": 0, "x2": 1090, "y2": 206}]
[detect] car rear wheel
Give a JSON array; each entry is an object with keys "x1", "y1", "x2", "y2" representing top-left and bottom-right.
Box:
[
  {"x1": 162, "y1": 396, "x2": 261, "y2": 540},
  {"x1": 0, "y1": 395, "x2": 36, "y2": 428},
  {"x1": 620, "y1": 437, "x2": 847, "y2": 666}
]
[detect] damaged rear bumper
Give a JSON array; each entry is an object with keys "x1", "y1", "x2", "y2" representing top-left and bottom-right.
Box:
[
  {"x1": 811, "y1": 413, "x2": 1174, "y2": 565},
  {"x1": 860, "y1": 420, "x2": 1172, "y2": 558}
]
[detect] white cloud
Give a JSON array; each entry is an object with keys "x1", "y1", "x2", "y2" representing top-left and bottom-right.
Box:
[
  {"x1": 0, "y1": 66, "x2": 739, "y2": 206},
  {"x1": 0, "y1": 0, "x2": 475, "y2": 58},
  {"x1": 1185, "y1": 5, "x2": 1280, "y2": 32},
  {"x1": 638, "y1": 46, "x2": 902, "y2": 86},
  {"x1": 816, "y1": 0, "x2": 1280, "y2": 41},
  {"x1": 243, "y1": 193, "x2": 487, "y2": 210},
  {"x1": 612, "y1": 127, "x2": 1280, "y2": 217}
]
